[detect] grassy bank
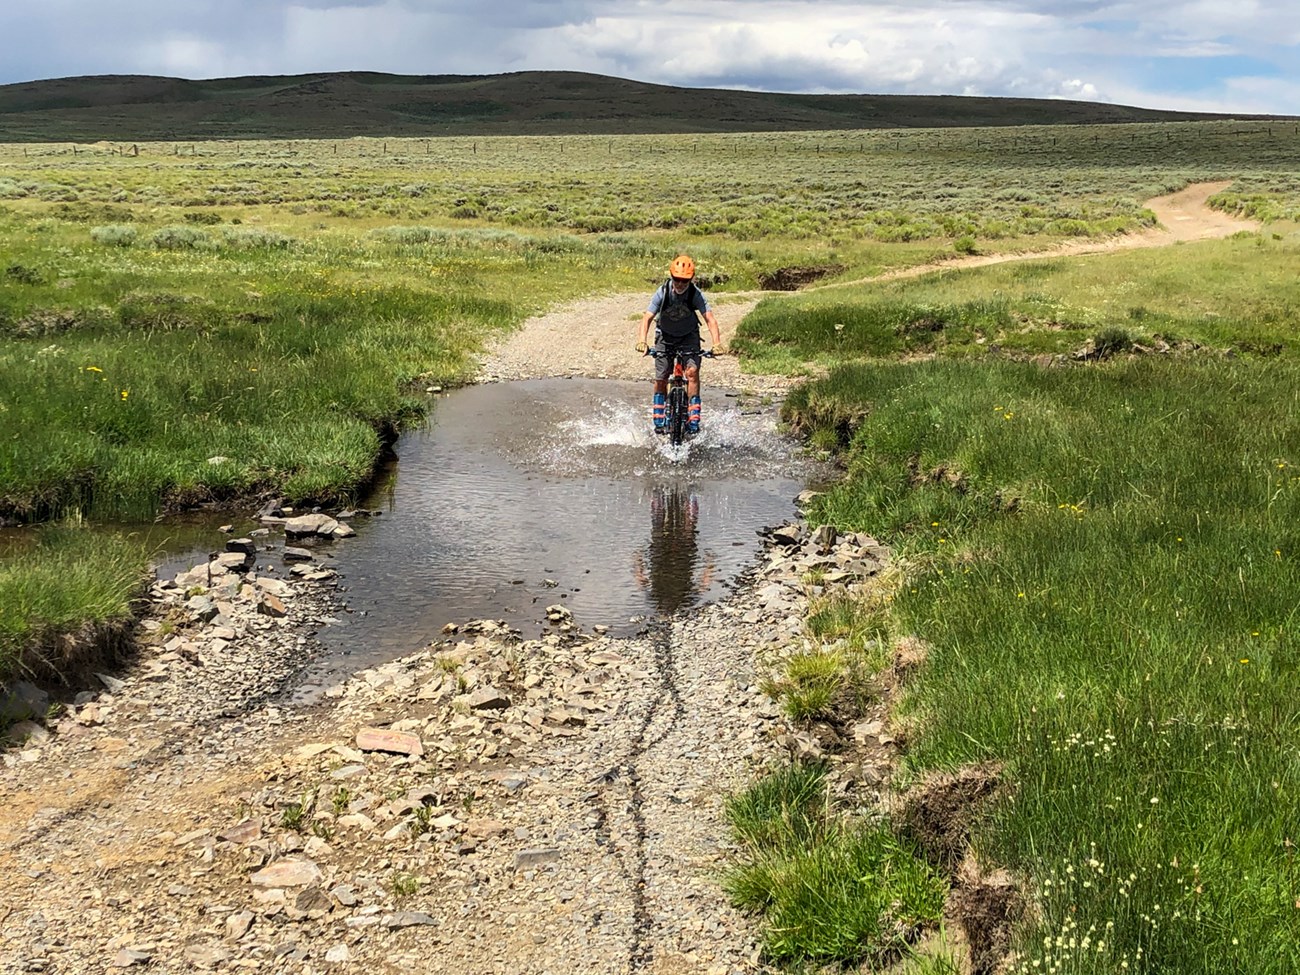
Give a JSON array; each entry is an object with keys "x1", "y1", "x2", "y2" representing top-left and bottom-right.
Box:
[
  {"x1": 750, "y1": 235, "x2": 1300, "y2": 968},
  {"x1": 736, "y1": 230, "x2": 1300, "y2": 374},
  {"x1": 0, "y1": 526, "x2": 145, "y2": 686}
]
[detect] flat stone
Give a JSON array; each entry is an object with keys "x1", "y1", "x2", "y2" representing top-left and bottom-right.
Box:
[
  {"x1": 383, "y1": 911, "x2": 438, "y2": 929},
  {"x1": 284, "y1": 513, "x2": 339, "y2": 537},
  {"x1": 356, "y1": 727, "x2": 424, "y2": 757},
  {"x1": 219, "y1": 820, "x2": 262, "y2": 844},
  {"x1": 184, "y1": 944, "x2": 231, "y2": 966},
  {"x1": 112, "y1": 948, "x2": 153, "y2": 967},
  {"x1": 466, "y1": 687, "x2": 511, "y2": 711},
  {"x1": 226, "y1": 911, "x2": 255, "y2": 941},
  {"x1": 515, "y1": 847, "x2": 562, "y2": 869},
  {"x1": 250, "y1": 858, "x2": 322, "y2": 888},
  {"x1": 257, "y1": 593, "x2": 288, "y2": 618}
]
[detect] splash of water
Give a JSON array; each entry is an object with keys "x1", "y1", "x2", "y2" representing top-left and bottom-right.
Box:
[{"x1": 537, "y1": 394, "x2": 809, "y2": 481}]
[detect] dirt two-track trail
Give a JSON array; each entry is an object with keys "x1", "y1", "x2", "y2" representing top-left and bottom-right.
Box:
[
  {"x1": 479, "y1": 181, "x2": 1254, "y2": 389},
  {"x1": 0, "y1": 183, "x2": 1255, "y2": 975}
]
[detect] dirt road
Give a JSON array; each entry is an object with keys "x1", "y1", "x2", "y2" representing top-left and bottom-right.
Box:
[{"x1": 478, "y1": 181, "x2": 1255, "y2": 390}]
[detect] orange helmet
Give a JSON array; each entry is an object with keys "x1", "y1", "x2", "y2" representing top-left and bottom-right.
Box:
[{"x1": 669, "y1": 254, "x2": 696, "y2": 280}]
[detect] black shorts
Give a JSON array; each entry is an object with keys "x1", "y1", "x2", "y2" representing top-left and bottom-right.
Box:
[{"x1": 654, "y1": 332, "x2": 702, "y2": 382}]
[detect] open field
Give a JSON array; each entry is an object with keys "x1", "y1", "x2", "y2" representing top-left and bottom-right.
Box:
[
  {"x1": 4, "y1": 125, "x2": 1297, "y2": 527},
  {"x1": 4, "y1": 121, "x2": 1300, "y2": 971},
  {"x1": 3, "y1": 121, "x2": 1298, "y2": 243}
]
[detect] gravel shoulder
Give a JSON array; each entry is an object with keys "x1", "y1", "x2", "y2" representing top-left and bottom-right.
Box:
[{"x1": 0, "y1": 181, "x2": 1256, "y2": 975}]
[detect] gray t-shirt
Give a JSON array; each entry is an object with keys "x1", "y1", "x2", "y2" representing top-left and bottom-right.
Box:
[{"x1": 647, "y1": 282, "x2": 710, "y2": 339}]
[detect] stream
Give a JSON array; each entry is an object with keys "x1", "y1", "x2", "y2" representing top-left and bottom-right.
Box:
[{"x1": 292, "y1": 378, "x2": 825, "y2": 692}]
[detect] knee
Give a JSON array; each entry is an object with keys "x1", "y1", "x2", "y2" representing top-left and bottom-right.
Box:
[{"x1": 685, "y1": 365, "x2": 699, "y2": 380}]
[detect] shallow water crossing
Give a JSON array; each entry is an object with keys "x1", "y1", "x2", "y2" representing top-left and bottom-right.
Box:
[{"x1": 309, "y1": 378, "x2": 823, "y2": 677}]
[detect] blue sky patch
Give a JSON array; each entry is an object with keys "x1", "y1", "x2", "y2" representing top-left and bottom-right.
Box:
[{"x1": 1135, "y1": 54, "x2": 1280, "y2": 93}]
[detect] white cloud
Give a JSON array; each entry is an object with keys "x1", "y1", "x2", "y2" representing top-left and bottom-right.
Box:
[
  {"x1": 0, "y1": 0, "x2": 1295, "y2": 114},
  {"x1": 150, "y1": 37, "x2": 233, "y2": 78},
  {"x1": 1056, "y1": 78, "x2": 1102, "y2": 101}
]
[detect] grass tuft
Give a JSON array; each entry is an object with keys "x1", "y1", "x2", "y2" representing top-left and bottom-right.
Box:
[{"x1": 725, "y1": 764, "x2": 946, "y2": 965}]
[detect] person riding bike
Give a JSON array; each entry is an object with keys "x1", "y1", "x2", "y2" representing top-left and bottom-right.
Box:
[{"x1": 635, "y1": 254, "x2": 722, "y2": 435}]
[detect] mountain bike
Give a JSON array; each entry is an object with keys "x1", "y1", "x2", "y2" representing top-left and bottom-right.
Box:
[{"x1": 648, "y1": 348, "x2": 714, "y2": 446}]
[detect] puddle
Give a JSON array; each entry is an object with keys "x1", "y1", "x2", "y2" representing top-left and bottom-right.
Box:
[{"x1": 295, "y1": 378, "x2": 824, "y2": 692}]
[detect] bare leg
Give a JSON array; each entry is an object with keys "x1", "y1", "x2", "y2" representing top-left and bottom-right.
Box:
[{"x1": 686, "y1": 365, "x2": 700, "y2": 399}]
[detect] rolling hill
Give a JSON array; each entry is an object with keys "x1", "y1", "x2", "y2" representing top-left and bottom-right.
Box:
[{"x1": 0, "y1": 70, "x2": 1285, "y2": 142}]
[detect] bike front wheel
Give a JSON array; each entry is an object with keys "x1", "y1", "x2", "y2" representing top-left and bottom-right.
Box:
[{"x1": 668, "y1": 386, "x2": 687, "y2": 446}]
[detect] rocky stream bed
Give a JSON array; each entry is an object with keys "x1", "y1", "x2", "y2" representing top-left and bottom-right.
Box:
[{"x1": 0, "y1": 507, "x2": 901, "y2": 975}]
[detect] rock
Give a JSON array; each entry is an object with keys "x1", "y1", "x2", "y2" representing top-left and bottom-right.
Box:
[
  {"x1": 257, "y1": 593, "x2": 288, "y2": 618},
  {"x1": 186, "y1": 595, "x2": 220, "y2": 622},
  {"x1": 225, "y1": 911, "x2": 255, "y2": 941},
  {"x1": 111, "y1": 948, "x2": 153, "y2": 967},
  {"x1": 465, "y1": 687, "x2": 511, "y2": 711},
  {"x1": 467, "y1": 818, "x2": 508, "y2": 840},
  {"x1": 383, "y1": 911, "x2": 438, "y2": 929},
  {"x1": 356, "y1": 727, "x2": 424, "y2": 757},
  {"x1": 325, "y1": 945, "x2": 352, "y2": 963},
  {"x1": 282, "y1": 547, "x2": 313, "y2": 562},
  {"x1": 284, "y1": 514, "x2": 339, "y2": 538},
  {"x1": 294, "y1": 885, "x2": 331, "y2": 917},
  {"x1": 250, "y1": 858, "x2": 322, "y2": 888},
  {"x1": 852, "y1": 719, "x2": 884, "y2": 742},
  {"x1": 225, "y1": 538, "x2": 257, "y2": 556},
  {"x1": 216, "y1": 551, "x2": 252, "y2": 572},
  {"x1": 329, "y1": 885, "x2": 359, "y2": 907},
  {"x1": 515, "y1": 847, "x2": 562, "y2": 868},
  {"x1": 0, "y1": 681, "x2": 49, "y2": 723},
  {"x1": 769, "y1": 523, "x2": 803, "y2": 546},
  {"x1": 4, "y1": 720, "x2": 49, "y2": 745},
  {"x1": 96, "y1": 672, "x2": 127, "y2": 693},
  {"x1": 219, "y1": 820, "x2": 262, "y2": 844},
  {"x1": 183, "y1": 944, "x2": 231, "y2": 967}
]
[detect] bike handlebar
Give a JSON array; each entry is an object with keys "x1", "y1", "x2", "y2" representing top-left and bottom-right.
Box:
[{"x1": 644, "y1": 348, "x2": 717, "y2": 358}]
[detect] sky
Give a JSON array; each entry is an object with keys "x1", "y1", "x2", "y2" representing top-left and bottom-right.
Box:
[{"x1": 1, "y1": 0, "x2": 1296, "y2": 115}]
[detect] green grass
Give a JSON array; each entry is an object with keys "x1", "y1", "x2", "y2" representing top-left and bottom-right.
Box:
[
  {"x1": 0, "y1": 525, "x2": 146, "y2": 680},
  {"x1": 740, "y1": 230, "x2": 1300, "y2": 371},
  {"x1": 725, "y1": 762, "x2": 947, "y2": 966},
  {"x1": 776, "y1": 354, "x2": 1300, "y2": 972}
]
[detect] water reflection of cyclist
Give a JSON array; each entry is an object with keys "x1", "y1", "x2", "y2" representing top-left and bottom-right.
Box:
[{"x1": 632, "y1": 484, "x2": 717, "y2": 616}]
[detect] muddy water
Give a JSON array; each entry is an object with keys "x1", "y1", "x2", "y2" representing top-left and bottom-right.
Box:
[{"x1": 301, "y1": 378, "x2": 822, "y2": 686}]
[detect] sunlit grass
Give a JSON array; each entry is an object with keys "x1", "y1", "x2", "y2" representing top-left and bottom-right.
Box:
[
  {"x1": 725, "y1": 762, "x2": 946, "y2": 965},
  {"x1": 0, "y1": 525, "x2": 146, "y2": 679},
  {"x1": 779, "y1": 354, "x2": 1300, "y2": 972},
  {"x1": 740, "y1": 230, "x2": 1300, "y2": 370}
]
